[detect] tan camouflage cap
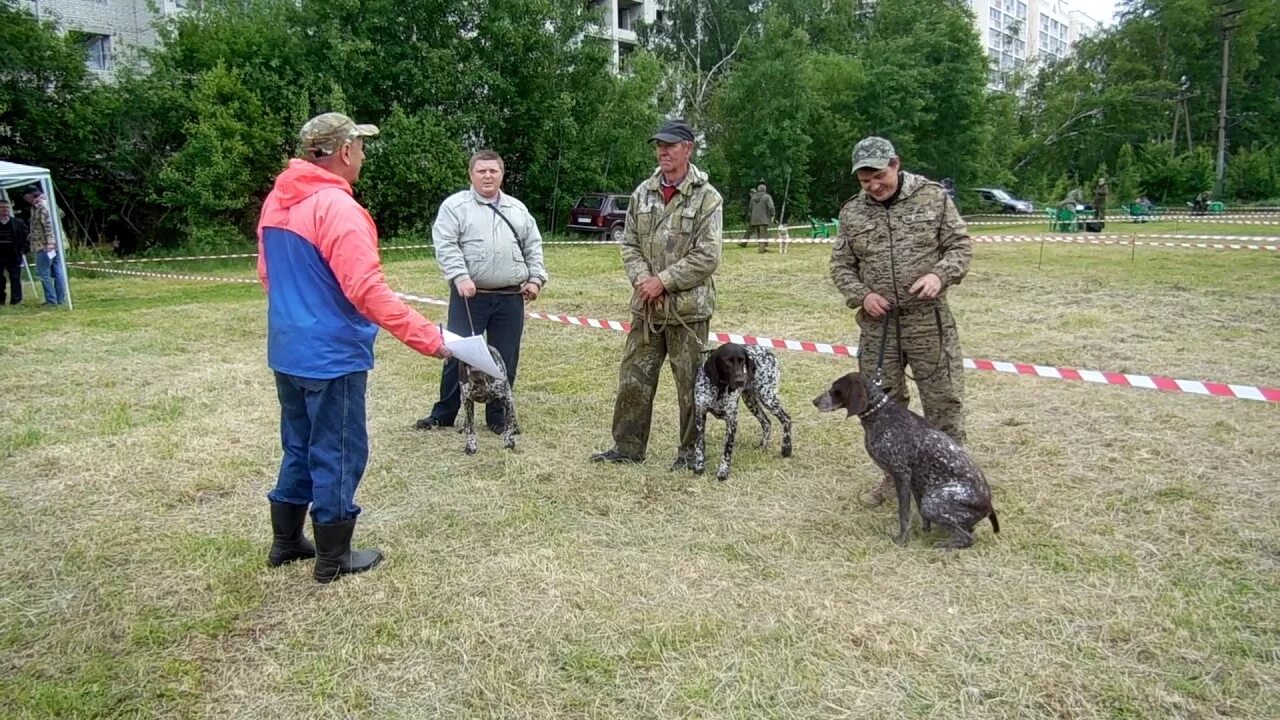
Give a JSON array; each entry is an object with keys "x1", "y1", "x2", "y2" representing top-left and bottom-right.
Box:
[
  {"x1": 851, "y1": 136, "x2": 896, "y2": 173},
  {"x1": 299, "y1": 112, "x2": 379, "y2": 156}
]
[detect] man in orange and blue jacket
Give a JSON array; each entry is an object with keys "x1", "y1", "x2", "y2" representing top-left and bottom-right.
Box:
[{"x1": 257, "y1": 112, "x2": 450, "y2": 583}]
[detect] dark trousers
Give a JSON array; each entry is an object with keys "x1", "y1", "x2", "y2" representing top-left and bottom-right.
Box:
[
  {"x1": 0, "y1": 256, "x2": 20, "y2": 304},
  {"x1": 268, "y1": 371, "x2": 369, "y2": 524},
  {"x1": 428, "y1": 286, "x2": 525, "y2": 426}
]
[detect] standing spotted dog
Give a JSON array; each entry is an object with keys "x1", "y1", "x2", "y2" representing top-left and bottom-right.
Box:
[
  {"x1": 692, "y1": 343, "x2": 793, "y2": 481},
  {"x1": 459, "y1": 345, "x2": 519, "y2": 455}
]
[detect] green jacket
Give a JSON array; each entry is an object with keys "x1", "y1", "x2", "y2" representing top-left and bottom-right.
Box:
[
  {"x1": 749, "y1": 190, "x2": 775, "y2": 226},
  {"x1": 621, "y1": 163, "x2": 723, "y2": 323},
  {"x1": 830, "y1": 171, "x2": 972, "y2": 314}
]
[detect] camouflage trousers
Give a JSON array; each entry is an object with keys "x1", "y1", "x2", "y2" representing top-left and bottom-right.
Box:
[
  {"x1": 609, "y1": 317, "x2": 711, "y2": 458},
  {"x1": 857, "y1": 303, "x2": 966, "y2": 445}
]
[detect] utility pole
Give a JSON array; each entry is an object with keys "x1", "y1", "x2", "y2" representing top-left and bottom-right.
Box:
[
  {"x1": 1171, "y1": 75, "x2": 1195, "y2": 153},
  {"x1": 1215, "y1": 1, "x2": 1244, "y2": 197}
]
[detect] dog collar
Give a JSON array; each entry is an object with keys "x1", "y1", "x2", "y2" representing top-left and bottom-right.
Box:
[{"x1": 857, "y1": 394, "x2": 889, "y2": 419}]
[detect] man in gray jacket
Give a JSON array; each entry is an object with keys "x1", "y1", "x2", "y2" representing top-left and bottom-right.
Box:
[
  {"x1": 743, "y1": 183, "x2": 775, "y2": 253},
  {"x1": 415, "y1": 150, "x2": 548, "y2": 433}
]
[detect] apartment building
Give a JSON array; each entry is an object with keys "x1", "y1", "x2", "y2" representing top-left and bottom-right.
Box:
[
  {"x1": 586, "y1": 0, "x2": 663, "y2": 71},
  {"x1": 23, "y1": 0, "x2": 191, "y2": 74},
  {"x1": 972, "y1": 0, "x2": 1102, "y2": 88}
]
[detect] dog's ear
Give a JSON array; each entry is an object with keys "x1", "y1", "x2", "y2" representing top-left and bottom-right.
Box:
[
  {"x1": 458, "y1": 364, "x2": 470, "y2": 383},
  {"x1": 840, "y1": 374, "x2": 868, "y2": 417},
  {"x1": 703, "y1": 351, "x2": 724, "y2": 389}
]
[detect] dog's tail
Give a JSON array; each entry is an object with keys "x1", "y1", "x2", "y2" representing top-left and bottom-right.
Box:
[{"x1": 988, "y1": 507, "x2": 1000, "y2": 534}]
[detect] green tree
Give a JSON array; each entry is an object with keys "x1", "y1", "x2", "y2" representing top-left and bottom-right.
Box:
[
  {"x1": 154, "y1": 66, "x2": 283, "y2": 249},
  {"x1": 360, "y1": 107, "x2": 469, "y2": 239},
  {"x1": 709, "y1": 12, "x2": 816, "y2": 223}
]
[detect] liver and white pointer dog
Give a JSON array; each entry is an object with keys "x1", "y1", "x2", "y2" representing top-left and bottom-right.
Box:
[{"x1": 813, "y1": 372, "x2": 998, "y2": 548}]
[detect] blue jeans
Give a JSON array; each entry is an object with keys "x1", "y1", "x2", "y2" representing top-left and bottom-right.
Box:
[
  {"x1": 35, "y1": 252, "x2": 66, "y2": 305},
  {"x1": 427, "y1": 285, "x2": 525, "y2": 426},
  {"x1": 268, "y1": 371, "x2": 369, "y2": 524}
]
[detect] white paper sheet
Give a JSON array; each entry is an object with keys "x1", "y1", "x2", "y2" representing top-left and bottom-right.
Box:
[{"x1": 443, "y1": 330, "x2": 506, "y2": 380}]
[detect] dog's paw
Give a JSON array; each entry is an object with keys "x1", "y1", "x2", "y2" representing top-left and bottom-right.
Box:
[
  {"x1": 504, "y1": 439, "x2": 516, "y2": 451},
  {"x1": 781, "y1": 442, "x2": 793, "y2": 458},
  {"x1": 892, "y1": 533, "x2": 909, "y2": 547},
  {"x1": 464, "y1": 445, "x2": 477, "y2": 456},
  {"x1": 716, "y1": 468, "x2": 730, "y2": 482},
  {"x1": 692, "y1": 464, "x2": 705, "y2": 475}
]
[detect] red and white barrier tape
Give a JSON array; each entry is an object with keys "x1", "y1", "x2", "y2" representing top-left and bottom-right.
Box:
[
  {"x1": 539, "y1": 235, "x2": 1280, "y2": 251},
  {"x1": 69, "y1": 263, "x2": 1280, "y2": 403},
  {"x1": 515, "y1": 311, "x2": 1280, "y2": 403},
  {"x1": 69, "y1": 265, "x2": 261, "y2": 283},
  {"x1": 973, "y1": 236, "x2": 1279, "y2": 251},
  {"x1": 80, "y1": 244, "x2": 433, "y2": 265},
  {"x1": 966, "y1": 217, "x2": 1280, "y2": 227},
  {"x1": 74, "y1": 232, "x2": 1280, "y2": 270}
]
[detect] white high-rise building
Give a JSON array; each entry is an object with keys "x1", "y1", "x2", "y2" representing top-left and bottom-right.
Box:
[
  {"x1": 972, "y1": 0, "x2": 1101, "y2": 89},
  {"x1": 23, "y1": 0, "x2": 192, "y2": 74},
  {"x1": 587, "y1": 0, "x2": 663, "y2": 71}
]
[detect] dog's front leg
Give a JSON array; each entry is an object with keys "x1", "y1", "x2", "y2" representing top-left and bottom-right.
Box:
[
  {"x1": 692, "y1": 405, "x2": 707, "y2": 475},
  {"x1": 893, "y1": 472, "x2": 913, "y2": 546},
  {"x1": 502, "y1": 396, "x2": 517, "y2": 450},
  {"x1": 463, "y1": 398, "x2": 478, "y2": 455},
  {"x1": 743, "y1": 393, "x2": 771, "y2": 449},
  {"x1": 717, "y1": 402, "x2": 739, "y2": 482}
]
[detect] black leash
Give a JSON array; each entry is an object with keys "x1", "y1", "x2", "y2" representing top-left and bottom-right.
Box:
[{"x1": 871, "y1": 303, "x2": 948, "y2": 388}]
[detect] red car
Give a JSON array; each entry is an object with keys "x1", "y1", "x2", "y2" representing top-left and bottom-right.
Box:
[{"x1": 566, "y1": 193, "x2": 630, "y2": 243}]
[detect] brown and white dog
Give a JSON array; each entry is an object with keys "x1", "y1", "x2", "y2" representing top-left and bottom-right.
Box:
[
  {"x1": 813, "y1": 372, "x2": 998, "y2": 548},
  {"x1": 459, "y1": 345, "x2": 519, "y2": 455},
  {"x1": 692, "y1": 343, "x2": 793, "y2": 481}
]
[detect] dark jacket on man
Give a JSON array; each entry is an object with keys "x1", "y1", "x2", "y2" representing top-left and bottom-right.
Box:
[{"x1": 0, "y1": 216, "x2": 29, "y2": 262}]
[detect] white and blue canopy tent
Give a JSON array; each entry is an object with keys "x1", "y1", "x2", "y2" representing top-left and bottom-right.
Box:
[{"x1": 0, "y1": 160, "x2": 74, "y2": 309}]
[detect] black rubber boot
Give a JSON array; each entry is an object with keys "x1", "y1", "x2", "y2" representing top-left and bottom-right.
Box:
[
  {"x1": 312, "y1": 518, "x2": 383, "y2": 583},
  {"x1": 267, "y1": 501, "x2": 316, "y2": 567}
]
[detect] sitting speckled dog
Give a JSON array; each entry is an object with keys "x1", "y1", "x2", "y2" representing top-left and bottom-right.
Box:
[
  {"x1": 459, "y1": 345, "x2": 519, "y2": 455},
  {"x1": 813, "y1": 372, "x2": 998, "y2": 548}
]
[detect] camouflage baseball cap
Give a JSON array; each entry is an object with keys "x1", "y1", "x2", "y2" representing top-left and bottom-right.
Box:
[
  {"x1": 851, "y1": 136, "x2": 896, "y2": 173},
  {"x1": 299, "y1": 112, "x2": 379, "y2": 156}
]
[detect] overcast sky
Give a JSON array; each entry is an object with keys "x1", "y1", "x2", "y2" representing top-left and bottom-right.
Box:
[{"x1": 1073, "y1": 0, "x2": 1120, "y2": 26}]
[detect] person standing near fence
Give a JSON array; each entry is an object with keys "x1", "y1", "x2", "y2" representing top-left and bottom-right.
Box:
[
  {"x1": 1093, "y1": 177, "x2": 1109, "y2": 222},
  {"x1": 0, "y1": 198, "x2": 28, "y2": 305},
  {"x1": 23, "y1": 186, "x2": 65, "y2": 306},
  {"x1": 746, "y1": 183, "x2": 776, "y2": 253},
  {"x1": 590, "y1": 118, "x2": 723, "y2": 469},
  {"x1": 258, "y1": 112, "x2": 451, "y2": 583},
  {"x1": 414, "y1": 150, "x2": 548, "y2": 434},
  {"x1": 830, "y1": 136, "x2": 972, "y2": 506}
]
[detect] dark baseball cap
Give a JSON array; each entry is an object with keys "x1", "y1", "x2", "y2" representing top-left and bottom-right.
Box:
[{"x1": 649, "y1": 118, "x2": 695, "y2": 144}]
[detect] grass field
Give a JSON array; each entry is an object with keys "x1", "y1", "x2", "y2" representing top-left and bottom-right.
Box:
[{"x1": 2, "y1": 238, "x2": 1278, "y2": 718}]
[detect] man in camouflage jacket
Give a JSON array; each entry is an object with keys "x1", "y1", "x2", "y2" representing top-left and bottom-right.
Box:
[
  {"x1": 830, "y1": 136, "x2": 973, "y2": 506},
  {"x1": 591, "y1": 118, "x2": 723, "y2": 469}
]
